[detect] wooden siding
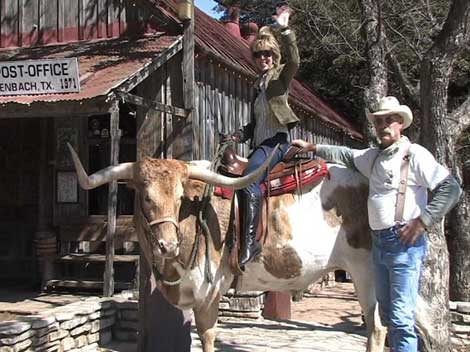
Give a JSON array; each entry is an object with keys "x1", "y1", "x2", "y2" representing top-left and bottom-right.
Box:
[
  {"x1": 135, "y1": 53, "x2": 189, "y2": 160},
  {"x1": 194, "y1": 56, "x2": 355, "y2": 161},
  {"x1": 194, "y1": 56, "x2": 253, "y2": 160},
  {"x1": 0, "y1": 0, "x2": 134, "y2": 48}
]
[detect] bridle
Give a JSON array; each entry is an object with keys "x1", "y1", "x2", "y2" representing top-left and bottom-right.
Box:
[
  {"x1": 146, "y1": 216, "x2": 182, "y2": 254},
  {"x1": 137, "y1": 196, "x2": 207, "y2": 287},
  {"x1": 138, "y1": 199, "x2": 187, "y2": 286},
  {"x1": 136, "y1": 143, "x2": 231, "y2": 287}
]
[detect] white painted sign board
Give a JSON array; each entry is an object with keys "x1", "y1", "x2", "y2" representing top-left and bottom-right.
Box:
[{"x1": 0, "y1": 58, "x2": 80, "y2": 96}]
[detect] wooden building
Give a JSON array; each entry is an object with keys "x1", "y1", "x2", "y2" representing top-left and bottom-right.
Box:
[
  {"x1": 0, "y1": 0, "x2": 362, "y2": 295},
  {"x1": 192, "y1": 6, "x2": 362, "y2": 160},
  {"x1": 0, "y1": 0, "x2": 189, "y2": 294}
]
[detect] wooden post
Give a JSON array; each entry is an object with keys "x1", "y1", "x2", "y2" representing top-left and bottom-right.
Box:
[
  {"x1": 35, "y1": 118, "x2": 56, "y2": 289},
  {"x1": 263, "y1": 292, "x2": 291, "y2": 320},
  {"x1": 103, "y1": 101, "x2": 121, "y2": 297},
  {"x1": 182, "y1": 0, "x2": 196, "y2": 158}
]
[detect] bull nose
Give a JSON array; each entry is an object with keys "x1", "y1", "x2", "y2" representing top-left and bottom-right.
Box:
[{"x1": 157, "y1": 239, "x2": 179, "y2": 258}]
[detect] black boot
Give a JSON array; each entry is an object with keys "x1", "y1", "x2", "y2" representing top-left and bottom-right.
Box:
[{"x1": 239, "y1": 192, "x2": 262, "y2": 268}]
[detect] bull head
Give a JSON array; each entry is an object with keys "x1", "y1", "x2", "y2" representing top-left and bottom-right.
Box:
[{"x1": 67, "y1": 143, "x2": 276, "y2": 259}]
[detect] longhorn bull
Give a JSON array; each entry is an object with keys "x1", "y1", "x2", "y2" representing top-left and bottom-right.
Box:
[{"x1": 68, "y1": 143, "x2": 434, "y2": 352}]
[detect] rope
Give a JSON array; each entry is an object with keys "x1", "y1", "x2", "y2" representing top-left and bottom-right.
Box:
[{"x1": 195, "y1": 141, "x2": 232, "y2": 284}]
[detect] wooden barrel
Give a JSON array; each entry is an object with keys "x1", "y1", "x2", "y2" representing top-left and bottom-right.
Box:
[{"x1": 34, "y1": 231, "x2": 57, "y2": 257}]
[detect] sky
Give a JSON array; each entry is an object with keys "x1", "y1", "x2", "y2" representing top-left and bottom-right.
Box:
[{"x1": 194, "y1": 0, "x2": 219, "y2": 17}]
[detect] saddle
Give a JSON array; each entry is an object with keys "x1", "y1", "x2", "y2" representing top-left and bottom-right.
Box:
[{"x1": 214, "y1": 144, "x2": 329, "y2": 275}]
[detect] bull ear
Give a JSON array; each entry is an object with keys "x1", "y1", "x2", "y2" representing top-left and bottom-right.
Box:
[{"x1": 67, "y1": 143, "x2": 134, "y2": 190}]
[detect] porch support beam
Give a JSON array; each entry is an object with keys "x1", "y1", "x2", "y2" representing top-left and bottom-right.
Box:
[
  {"x1": 116, "y1": 91, "x2": 187, "y2": 118},
  {"x1": 103, "y1": 100, "x2": 121, "y2": 297}
]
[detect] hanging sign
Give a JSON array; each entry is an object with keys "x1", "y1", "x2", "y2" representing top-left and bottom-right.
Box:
[{"x1": 0, "y1": 58, "x2": 80, "y2": 96}]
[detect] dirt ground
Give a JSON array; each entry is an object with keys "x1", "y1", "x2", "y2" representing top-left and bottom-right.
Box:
[{"x1": 291, "y1": 282, "x2": 364, "y2": 329}]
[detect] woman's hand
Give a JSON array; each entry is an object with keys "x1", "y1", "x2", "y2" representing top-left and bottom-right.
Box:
[
  {"x1": 273, "y1": 5, "x2": 292, "y2": 28},
  {"x1": 231, "y1": 131, "x2": 243, "y2": 143},
  {"x1": 291, "y1": 139, "x2": 316, "y2": 153}
]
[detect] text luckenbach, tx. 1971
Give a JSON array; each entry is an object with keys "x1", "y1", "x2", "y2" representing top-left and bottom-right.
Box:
[{"x1": 0, "y1": 58, "x2": 80, "y2": 96}]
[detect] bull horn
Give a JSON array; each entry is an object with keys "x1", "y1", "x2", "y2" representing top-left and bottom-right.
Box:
[
  {"x1": 67, "y1": 143, "x2": 134, "y2": 190},
  {"x1": 188, "y1": 145, "x2": 279, "y2": 189}
]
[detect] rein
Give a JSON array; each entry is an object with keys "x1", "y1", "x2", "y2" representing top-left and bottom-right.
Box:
[
  {"x1": 195, "y1": 141, "x2": 233, "y2": 283},
  {"x1": 138, "y1": 200, "x2": 186, "y2": 286}
]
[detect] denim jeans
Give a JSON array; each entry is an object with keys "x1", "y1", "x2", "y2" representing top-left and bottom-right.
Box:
[
  {"x1": 372, "y1": 224, "x2": 427, "y2": 352},
  {"x1": 242, "y1": 133, "x2": 290, "y2": 197}
]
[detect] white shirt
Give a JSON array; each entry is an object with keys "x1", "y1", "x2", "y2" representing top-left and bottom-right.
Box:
[{"x1": 352, "y1": 138, "x2": 449, "y2": 230}]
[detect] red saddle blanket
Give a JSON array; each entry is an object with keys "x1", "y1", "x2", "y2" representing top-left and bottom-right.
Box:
[{"x1": 214, "y1": 160, "x2": 329, "y2": 199}]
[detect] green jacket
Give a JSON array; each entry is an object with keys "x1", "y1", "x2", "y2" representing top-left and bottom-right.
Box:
[{"x1": 238, "y1": 28, "x2": 300, "y2": 144}]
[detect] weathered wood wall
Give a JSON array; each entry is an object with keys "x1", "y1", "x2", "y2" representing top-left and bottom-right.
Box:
[
  {"x1": 135, "y1": 53, "x2": 190, "y2": 161},
  {"x1": 193, "y1": 55, "x2": 358, "y2": 161},
  {"x1": 0, "y1": 0, "x2": 158, "y2": 48},
  {"x1": 194, "y1": 56, "x2": 253, "y2": 160}
]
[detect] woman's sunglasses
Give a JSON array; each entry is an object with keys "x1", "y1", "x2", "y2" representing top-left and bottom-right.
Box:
[{"x1": 253, "y1": 50, "x2": 273, "y2": 59}]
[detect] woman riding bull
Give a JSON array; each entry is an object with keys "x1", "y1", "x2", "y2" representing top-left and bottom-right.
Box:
[{"x1": 230, "y1": 5, "x2": 300, "y2": 268}]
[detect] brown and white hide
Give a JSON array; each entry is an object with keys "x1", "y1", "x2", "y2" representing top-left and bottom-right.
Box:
[{"x1": 146, "y1": 163, "x2": 392, "y2": 352}]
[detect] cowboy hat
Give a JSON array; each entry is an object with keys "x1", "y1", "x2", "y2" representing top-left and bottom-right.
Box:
[{"x1": 367, "y1": 96, "x2": 413, "y2": 129}]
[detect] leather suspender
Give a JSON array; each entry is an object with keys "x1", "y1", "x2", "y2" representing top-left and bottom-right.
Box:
[{"x1": 395, "y1": 145, "x2": 412, "y2": 223}]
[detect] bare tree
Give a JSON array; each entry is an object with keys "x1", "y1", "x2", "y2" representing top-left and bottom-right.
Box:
[
  {"x1": 290, "y1": 0, "x2": 470, "y2": 350},
  {"x1": 419, "y1": 1, "x2": 470, "y2": 310},
  {"x1": 221, "y1": 1, "x2": 470, "y2": 349}
]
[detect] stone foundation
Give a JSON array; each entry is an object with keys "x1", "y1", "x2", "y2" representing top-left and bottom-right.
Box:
[
  {"x1": 1, "y1": 293, "x2": 469, "y2": 351},
  {"x1": 0, "y1": 295, "x2": 136, "y2": 352},
  {"x1": 450, "y1": 301, "x2": 470, "y2": 349},
  {"x1": 113, "y1": 301, "x2": 138, "y2": 342}
]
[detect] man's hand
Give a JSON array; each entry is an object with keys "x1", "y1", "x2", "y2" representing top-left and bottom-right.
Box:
[
  {"x1": 291, "y1": 139, "x2": 316, "y2": 153},
  {"x1": 398, "y1": 218, "x2": 426, "y2": 245},
  {"x1": 273, "y1": 5, "x2": 292, "y2": 28}
]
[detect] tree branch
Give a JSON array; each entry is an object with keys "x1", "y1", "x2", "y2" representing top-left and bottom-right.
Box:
[
  {"x1": 432, "y1": 0, "x2": 470, "y2": 57},
  {"x1": 384, "y1": 19, "x2": 422, "y2": 60},
  {"x1": 385, "y1": 41, "x2": 419, "y2": 105},
  {"x1": 449, "y1": 95, "x2": 470, "y2": 137}
]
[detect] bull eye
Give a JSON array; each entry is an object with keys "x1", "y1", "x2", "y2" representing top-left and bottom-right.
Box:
[{"x1": 144, "y1": 195, "x2": 151, "y2": 203}]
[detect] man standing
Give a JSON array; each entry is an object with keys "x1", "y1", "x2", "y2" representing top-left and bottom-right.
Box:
[{"x1": 292, "y1": 96, "x2": 461, "y2": 352}]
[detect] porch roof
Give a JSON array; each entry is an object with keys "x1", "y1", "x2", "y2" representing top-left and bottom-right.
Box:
[{"x1": 0, "y1": 33, "x2": 181, "y2": 109}]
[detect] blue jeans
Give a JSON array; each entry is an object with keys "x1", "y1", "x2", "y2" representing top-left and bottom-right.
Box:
[
  {"x1": 372, "y1": 224, "x2": 427, "y2": 352},
  {"x1": 242, "y1": 133, "x2": 289, "y2": 197}
]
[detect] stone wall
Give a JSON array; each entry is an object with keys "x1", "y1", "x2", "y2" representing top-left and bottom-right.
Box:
[
  {"x1": 2, "y1": 294, "x2": 469, "y2": 351},
  {"x1": 0, "y1": 296, "x2": 121, "y2": 352},
  {"x1": 113, "y1": 301, "x2": 138, "y2": 342}
]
